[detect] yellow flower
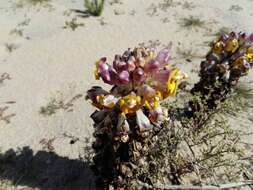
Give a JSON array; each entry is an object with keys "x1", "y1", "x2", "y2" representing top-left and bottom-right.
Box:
[
  {"x1": 94, "y1": 70, "x2": 100, "y2": 80},
  {"x1": 225, "y1": 38, "x2": 239, "y2": 53},
  {"x1": 144, "y1": 91, "x2": 162, "y2": 110},
  {"x1": 94, "y1": 58, "x2": 107, "y2": 80},
  {"x1": 119, "y1": 93, "x2": 143, "y2": 114},
  {"x1": 96, "y1": 94, "x2": 119, "y2": 109},
  {"x1": 213, "y1": 41, "x2": 224, "y2": 54},
  {"x1": 246, "y1": 46, "x2": 253, "y2": 62},
  {"x1": 94, "y1": 60, "x2": 101, "y2": 80},
  {"x1": 166, "y1": 69, "x2": 187, "y2": 97}
]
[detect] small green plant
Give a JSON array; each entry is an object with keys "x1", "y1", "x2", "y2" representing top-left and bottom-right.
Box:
[
  {"x1": 39, "y1": 98, "x2": 59, "y2": 116},
  {"x1": 39, "y1": 94, "x2": 82, "y2": 116},
  {"x1": 179, "y1": 16, "x2": 205, "y2": 30},
  {"x1": 63, "y1": 18, "x2": 84, "y2": 31},
  {"x1": 84, "y1": 0, "x2": 105, "y2": 16}
]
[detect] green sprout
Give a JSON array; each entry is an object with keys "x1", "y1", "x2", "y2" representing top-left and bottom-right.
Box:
[
  {"x1": 84, "y1": 0, "x2": 105, "y2": 16},
  {"x1": 179, "y1": 16, "x2": 205, "y2": 30},
  {"x1": 63, "y1": 18, "x2": 84, "y2": 31}
]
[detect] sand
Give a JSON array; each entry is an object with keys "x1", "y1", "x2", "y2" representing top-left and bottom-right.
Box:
[{"x1": 0, "y1": 0, "x2": 252, "y2": 189}]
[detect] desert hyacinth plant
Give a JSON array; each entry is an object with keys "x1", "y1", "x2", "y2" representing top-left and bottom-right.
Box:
[
  {"x1": 192, "y1": 32, "x2": 253, "y2": 108},
  {"x1": 87, "y1": 32, "x2": 253, "y2": 189},
  {"x1": 86, "y1": 47, "x2": 187, "y2": 189}
]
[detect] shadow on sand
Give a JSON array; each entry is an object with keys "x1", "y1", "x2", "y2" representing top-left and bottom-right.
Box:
[
  {"x1": 0, "y1": 147, "x2": 95, "y2": 190},
  {"x1": 71, "y1": 9, "x2": 93, "y2": 18}
]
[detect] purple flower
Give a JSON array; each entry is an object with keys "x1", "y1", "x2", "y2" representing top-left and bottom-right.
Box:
[
  {"x1": 113, "y1": 59, "x2": 128, "y2": 72},
  {"x1": 100, "y1": 66, "x2": 119, "y2": 85},
  {"x1": 156, "y1": 48, "x2": 172, "y2": 65},
  {"x1": 144, "y1": 59, "x2": 160, "y2": 73},
  {"x1": 137, "y1": 85, "x2": 156, "y2": 99},
  {"x1": 154, "y1": 69, "x2": 171, "y2": 84},
  {"x1": 127, "y1": 56, "x2": 136, "y2": 72},
  {"x1": 118, "y1": 70, "x2": 130, "y2": 85},
  {"x1": 133, "y1": 67, "x2": 145, "y2": 83}
]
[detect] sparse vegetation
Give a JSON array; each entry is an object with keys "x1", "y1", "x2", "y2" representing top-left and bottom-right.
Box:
[
  {"x1": 228, "y1": 84, "x2": 253, "y2": 115},
  {"x1": 15, "y1": 0, "x2": 51, "y2": 8},
  {"x1": 135, "y1": 94, "x2": 250, "y2": 188},
  {"x1": 39, "y1": 137, "x2": 56, "y2": 151},
  {"x1": 138, "y1": 39, "x2": 161, "y2": 49},
  {"x1": 0, "y1": 106, "x2": 16, "y2": 124},
  {"x1": 147, "y1": 1, "x2": 195, "y2": 18},
  {"x1": 10, "y1": 28, "x2": 23, "y2": 37},
  {"x1": 84, "y1": 0, "x2": 105, "y2": 16},
  {"x1": 18, "y1": 18, "x2": 31, "y2": 27},
  {"x1": 229, "y1": 4, "x2": 243, "y2": 11},
  {"x1": 0, "y1": 73, "x2": 11, "y2": 84},
  {"x1": 146, "y1": 0, "x2": 179, "y2": 17},
  {"x1": 158, "y1": 0, "x2": 179, "y2": 11},
  {"x1": 39, "y1": 94, "x2": 82, "y2": 116},
  {"x1": 0, "y1": 73, "x2": 15, "y2": 125},
  {"x1": 4, "y1": 43, "x2": 18, "y2": 53},
  {"x1": 63, "y1": 18, "x2": 84, "y2": 31},
  {"x1": 182, "y1": 1, "x2": 195, "y2": 10},
  {"x1": 39, "y1": 98, "x2": 59, "y2": 116},
  {"x1": 146, "y1": 3, "x2": 158, "y2": 17},
  {"x1": 179, "y1": 16, "x2": 205, "y2": 30}
]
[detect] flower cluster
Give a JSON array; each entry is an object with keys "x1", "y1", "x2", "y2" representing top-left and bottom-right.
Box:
[
  {"x1": 87, "y1": 47, "x2": 187, "y2": 141},
  {"x1": 200, "y1": 32, "x2": 253, "y2": 83},
  {"x1": 192, "y1": 32, "x2": 253, "y2": 109}
]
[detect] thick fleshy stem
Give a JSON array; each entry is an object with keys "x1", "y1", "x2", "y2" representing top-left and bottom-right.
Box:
[{"x1": 90, "y1": 105, "x2": 156, "y2": 189}]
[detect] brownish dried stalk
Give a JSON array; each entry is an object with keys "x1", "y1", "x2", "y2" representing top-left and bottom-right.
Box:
[
  {"x1": 0, "y1": 106, "x2": 16, "y2": 124},
  {"x1": 0, "y1": 73, "x2": 11, "y2": 84}
]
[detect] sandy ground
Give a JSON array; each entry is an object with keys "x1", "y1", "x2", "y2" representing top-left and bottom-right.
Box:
[{"x1": 0, "y1": 0, "x2": 253, "y2": 189}]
